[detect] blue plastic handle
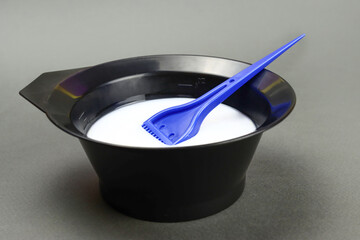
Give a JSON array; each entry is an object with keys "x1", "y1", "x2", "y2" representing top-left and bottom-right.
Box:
[{"x1": 191, "y1": 34, "x2": 305, "y2": 123}]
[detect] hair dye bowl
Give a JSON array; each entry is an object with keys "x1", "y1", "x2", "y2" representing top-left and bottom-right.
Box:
[{"x1": 20, "y1": 55, "x2": 296, "y2": 222}]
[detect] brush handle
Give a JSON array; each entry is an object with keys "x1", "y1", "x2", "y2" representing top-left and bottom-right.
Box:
[{"x1": 193, "y1": 34, "x2": 305, "y2": 122}]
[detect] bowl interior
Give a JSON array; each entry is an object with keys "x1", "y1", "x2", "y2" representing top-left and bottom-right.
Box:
[{"x1": 46, "y1": 55, "x2": 296, "y2": 140}]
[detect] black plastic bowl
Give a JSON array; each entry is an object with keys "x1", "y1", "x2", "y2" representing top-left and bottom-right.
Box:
[{"x1": 20, "y1": 55, "x2": 296, "y2": 222}]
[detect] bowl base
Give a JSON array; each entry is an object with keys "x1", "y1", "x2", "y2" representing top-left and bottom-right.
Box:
[{"x1": 99, "y1": 177, "x2": 246, "y2": 222}]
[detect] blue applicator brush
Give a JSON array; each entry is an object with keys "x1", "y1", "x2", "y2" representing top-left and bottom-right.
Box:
[{"x1": 142, "y1": 34, "x2": 305, "y2": 145}]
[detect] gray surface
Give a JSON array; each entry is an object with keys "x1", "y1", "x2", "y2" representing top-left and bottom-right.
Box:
[{"x1": 1, "y1": 0, "x2": 359, "y2": 239}]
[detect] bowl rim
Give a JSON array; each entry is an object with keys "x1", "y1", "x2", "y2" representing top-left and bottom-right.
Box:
[{"x1": 45, "y1": 54, "x2": 296, "y2": 150}]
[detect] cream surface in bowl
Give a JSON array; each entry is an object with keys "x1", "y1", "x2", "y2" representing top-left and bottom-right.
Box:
[{"x1": 87, "y1": 98, "x2": 256, "y2": 148}]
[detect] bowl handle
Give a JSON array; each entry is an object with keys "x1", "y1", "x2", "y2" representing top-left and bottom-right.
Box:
[{"x1": 19, "y1": 67, "x2": 88, "y2": 113}]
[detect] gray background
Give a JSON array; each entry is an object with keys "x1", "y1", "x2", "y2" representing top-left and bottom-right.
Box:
[{"x1": 1, "y1": 0, "x2": 359, "y2": 239}]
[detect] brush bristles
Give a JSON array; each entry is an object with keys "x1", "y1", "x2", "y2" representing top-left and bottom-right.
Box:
[{"x1": 142, "y1": 123, "x2": 166, "y2": 144}]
